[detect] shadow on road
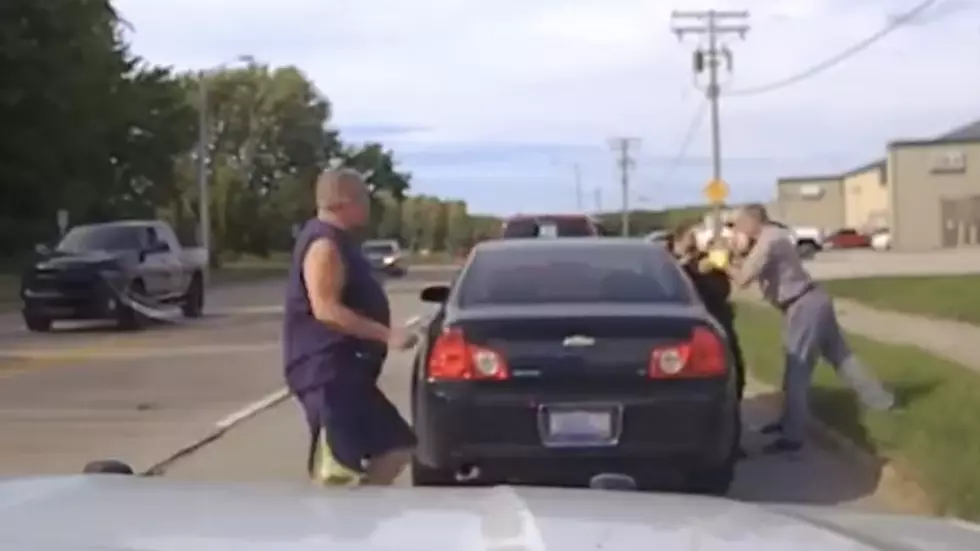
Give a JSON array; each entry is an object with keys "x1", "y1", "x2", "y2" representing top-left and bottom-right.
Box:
[{"x1": 733, "y1": 391, "x2": 882, "y2": 507}]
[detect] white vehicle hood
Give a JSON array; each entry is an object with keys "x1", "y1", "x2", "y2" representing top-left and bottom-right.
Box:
[{"x1": 0, "y1": 476, "x2": 977, "y2": 551}]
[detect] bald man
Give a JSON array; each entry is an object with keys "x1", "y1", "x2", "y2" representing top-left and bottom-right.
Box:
[
  {"x1": 727, "y1": 204, "x2": 894, "y2": 455},
  {"x1": 283, "y1": 168, "x2": 417, "y2": 485}
]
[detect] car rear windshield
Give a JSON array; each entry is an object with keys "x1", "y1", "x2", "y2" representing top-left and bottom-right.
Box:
[
  {"x1": 56, "y1": 225, "x2": 145, "y2": 253},
  {"x1": 458, "y1": 246, "x2": 694, "y2": 306},
  {"x1": 502, "y1": 217, "x2": 594, "y2": 238}
]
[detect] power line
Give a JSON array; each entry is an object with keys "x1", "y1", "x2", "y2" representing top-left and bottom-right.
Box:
[
  {"x1": 725, "y1": 0, "x2": 943, "y2": 97},
  {"x1": 658, "y1": 100, "x2": 708, "y2": 186}
]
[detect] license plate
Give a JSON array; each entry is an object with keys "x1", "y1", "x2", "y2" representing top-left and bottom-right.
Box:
[{"x1": 547, "y1": 410, "x2": 612, "y2": 439}]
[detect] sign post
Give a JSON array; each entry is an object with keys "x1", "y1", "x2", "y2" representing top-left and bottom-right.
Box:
[{"x1": 702, "y1": 179, "x2": 729, "y2": 242}]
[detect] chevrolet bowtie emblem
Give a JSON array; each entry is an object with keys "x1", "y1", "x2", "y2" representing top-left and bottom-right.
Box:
[{"x1": 562, "y1": 335, "x2": 595, "y2": 347}]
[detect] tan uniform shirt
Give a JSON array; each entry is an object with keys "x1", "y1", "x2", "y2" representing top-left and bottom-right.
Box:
[{"x1": 738, "y1": 224, "x2": 814, "y2": 307}]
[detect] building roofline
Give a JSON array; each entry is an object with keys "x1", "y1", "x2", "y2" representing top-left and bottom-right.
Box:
[
  {"x1": 777, "y1": 175, "x2": 841, "y2": 184},
  {"x1": 888, "y1": 137, "x2": 980, "y2": 149},
  {"x1": 839, "y1": 159, "x2": 886, "y2": 179}
]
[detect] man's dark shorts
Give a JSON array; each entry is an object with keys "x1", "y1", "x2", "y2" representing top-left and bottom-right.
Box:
[{"x1": 297, "y1": 378, "x2": 417, "y2": 475}]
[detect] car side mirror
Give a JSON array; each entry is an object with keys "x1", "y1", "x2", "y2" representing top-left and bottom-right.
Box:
[
  {"x1": 420, "y1": 285, "x2": 450, "y2": 303},
  {"x1": 34, "y1": 243, "x2": 51, "y2": 256}
]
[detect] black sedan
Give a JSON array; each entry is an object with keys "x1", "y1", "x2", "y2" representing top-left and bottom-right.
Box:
[{"x1": 410, "y1": 238, "x2": 741, "y2": 495}]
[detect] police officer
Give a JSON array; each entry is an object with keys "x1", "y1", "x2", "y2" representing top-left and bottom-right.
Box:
[
  {"x1": 726, "y1": 204, "x2": 895, "y2": 455},
  {"x1": 283, "y1": 168, "x2": 417, "y2": 485},
  {"x1": 668, "y1": 220, "x2": 746, "y2": 402}
]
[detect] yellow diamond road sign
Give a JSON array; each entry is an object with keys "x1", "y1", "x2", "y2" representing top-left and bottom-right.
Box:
[{"x1": 703, "y1": 178, "x2": 728, "y2": 204}]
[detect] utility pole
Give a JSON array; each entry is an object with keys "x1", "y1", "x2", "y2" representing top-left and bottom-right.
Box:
[
  {"x1": 594, "y1": 187, "x2": 602, "y2": 214},
  {"x1": 671, "y1": 9, "x2": 749, "y2": 239},
  {"x1": 573, "y1": 163, "x2": 583, "y2": 212},
  {"x1": 196, "y1": 55, "x2": 254, "y2": 273},
  {"x1": 196, "y1": 72, "x2": 210, "y2": 270},
  {"x1": 609, "y1": 137, "x2": 640, "y2": 236}
]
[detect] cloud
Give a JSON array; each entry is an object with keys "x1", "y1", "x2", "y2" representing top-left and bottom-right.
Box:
[{"x1": 115, "y1": 0, "x2": 980, "y2": 214}]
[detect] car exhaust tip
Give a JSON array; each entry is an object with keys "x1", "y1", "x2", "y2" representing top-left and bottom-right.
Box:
[
  {"x1": 83, "y1": 460, "x2": 134, "y2": 475},
  {"x1": 589, "y1": 473, "x2": 637, "y2": 491}
]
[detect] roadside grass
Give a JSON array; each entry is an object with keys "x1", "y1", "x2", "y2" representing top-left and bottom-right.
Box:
[
  {"x1": 822, "y1": 275, "x2": 980, "y2": 325},
  {"x1": 735, "y1": 302, "x2": 980, "y2": 521}
]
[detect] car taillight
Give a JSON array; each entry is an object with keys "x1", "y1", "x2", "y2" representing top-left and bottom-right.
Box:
[
  {"x1": 426, "y1": 328, "x2": 509, "y2": 381},
  {"x1": 648, "y1": 327, "x2": 726, "y2": 379}
]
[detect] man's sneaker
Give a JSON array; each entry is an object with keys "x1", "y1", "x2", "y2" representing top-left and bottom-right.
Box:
[
  {"x1": 758, "y1": 421, "x2": 783, "y2": 435},
  {"x1": 762, "y1": 438, "x2": 803, "y2": 456}
]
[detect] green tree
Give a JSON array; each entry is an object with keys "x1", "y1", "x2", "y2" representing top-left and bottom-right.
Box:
[{"x1": 178, "y1": 64, "x2": 336, "y2": 258}]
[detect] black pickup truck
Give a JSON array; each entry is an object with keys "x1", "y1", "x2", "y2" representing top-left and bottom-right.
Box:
[{"x1": 20, "y1": 220, "x2": 209, "y2": 331}]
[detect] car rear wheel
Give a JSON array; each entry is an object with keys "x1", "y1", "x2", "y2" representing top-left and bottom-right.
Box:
[
  {"x1": 181, "y1": 273, "x2": 204, "y2": 318},
  {"x1": 23, "y1": 312, "x2": 52, "y2": 332},
  {"x1": 410, "y1": 458, "x2": 456, "y2": 486},
  {"x1": 685, "y1": 410, "x2": 740, "y2": 496}
]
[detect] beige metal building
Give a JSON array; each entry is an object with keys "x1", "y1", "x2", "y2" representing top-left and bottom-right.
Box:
[
  {"x1": 775, "y1": 175, "x2": 844, "y2": 230},
  {"x1": 842, "y1": 160, "x2": 888, "y2": 231},
  {"x1": 889, "y1": 120, "x2": 980, "y2": 250},
  {"x1": 772, "y1": 119, "x2": 980, "y2": 248}
]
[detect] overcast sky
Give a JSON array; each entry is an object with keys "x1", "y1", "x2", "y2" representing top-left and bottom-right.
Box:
[{"x1": 114, "y1": 0, "x2": 978, "y2": 215}]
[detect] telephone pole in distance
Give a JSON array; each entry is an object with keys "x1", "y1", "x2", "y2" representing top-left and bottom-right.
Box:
[
  {"x1": 671, "y1": 9, "x2": 749, "y2": 239},
  {"x1": 608, "y1": 137, "x2": 641, "y2": 236}
]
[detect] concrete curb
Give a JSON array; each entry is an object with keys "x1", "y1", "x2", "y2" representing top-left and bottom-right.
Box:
[
  {"x1": 748, "y1": 377, "x2": 935, "y2": 515},
  {"x1": 141, "y1": 388, "x2": 290, "y2": 477}
]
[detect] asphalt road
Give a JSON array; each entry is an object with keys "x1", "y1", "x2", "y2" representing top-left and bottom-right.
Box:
[
  {"x1": 0, "y1": 263, "x2": 891, "y2": 510},
  {"x1": 0, "y1": 264, "x2": 891, "y2": 509}
]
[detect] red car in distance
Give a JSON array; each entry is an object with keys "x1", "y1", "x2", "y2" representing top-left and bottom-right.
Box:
[{"x1": 823, "y1": 228, "x2": 871, "y2": 249}]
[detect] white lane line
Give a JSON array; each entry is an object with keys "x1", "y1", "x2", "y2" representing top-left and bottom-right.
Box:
[
  {"x1": 143, "y1": 387, "x2": 291, "y2": 476},
  {"x1": 143, "y1": 314, "x2": 426, "y2": 476},
  {"x1": 215, "y1": 387, "x2": 290, "y2": 430}
]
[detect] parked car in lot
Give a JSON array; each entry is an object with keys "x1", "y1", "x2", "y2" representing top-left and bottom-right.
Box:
[
  {"x1": 823, "y1": 228, "x2": 871, "y2": 250},
  {"x1": 645, "y1": 229, "x2": 670, "y2": 244},
  {"x1": 410, "y1": 238, "x2": 741, "y2": 494},
  {"x1": 20, "y1": 220, "x2": 207, "y2": 331},
  {"x1": 870, "y1": 229, "x2": 892, "y2": 251},
  {"x1": 361, "y1": 239, "x2": 406, "y2": 276},
  {"x1": 500, "y1": 214, "x2": 601, "y2": 238}
]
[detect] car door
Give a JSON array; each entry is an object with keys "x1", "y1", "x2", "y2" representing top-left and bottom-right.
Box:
[
  {"x1": 140, "y1": 227, "x2": 178, "y2": 297},
  {"x1": 156, "y1": 223, "x2": 188, "y2": 296},
  {"x1": 836, "y1": 229, "x2": 857, "y2": 248}
]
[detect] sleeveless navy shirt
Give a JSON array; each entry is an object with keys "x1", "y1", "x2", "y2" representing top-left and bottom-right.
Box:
[{"x1": 282, "y1": 219, "x2": 391, "y2": 393}]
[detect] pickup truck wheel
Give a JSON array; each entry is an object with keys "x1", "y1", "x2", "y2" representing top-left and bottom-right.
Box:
[
  {"x1": 116, "y1": 280, "x2": 147, "y2": 331},
  {"x1": 23, "y1": 312, "x2": 52, "y2": 333},
  {"x1": 181, "y1": 273, "x2": 204, "y2": 318}
]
